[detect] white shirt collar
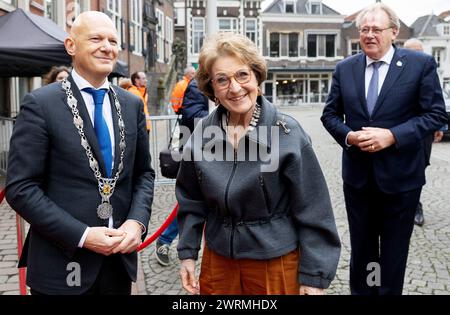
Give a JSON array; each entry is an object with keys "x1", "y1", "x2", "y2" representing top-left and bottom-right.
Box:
[
  {"x1": 71, "y1": 68, "x2": 110, "y2": 91},
  {"x1": 366, "y1": 45, "x2": 395, "y2": 68}
]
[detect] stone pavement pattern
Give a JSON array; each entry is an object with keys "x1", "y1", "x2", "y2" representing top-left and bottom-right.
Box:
[
  {"x1": 139, "y1": 106, "x2": 450, "y2": 295},
  {"x1": 1, "y1": 106, "x2": 449, "y2": 295}
]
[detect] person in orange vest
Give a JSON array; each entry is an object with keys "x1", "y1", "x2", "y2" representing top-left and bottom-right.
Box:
[
  {"x1": 170, "y1": 66, "x2": 195, "y2": 114},
  {"x1": 128, "y1": 71, "x2": 151, "y2": 132}
]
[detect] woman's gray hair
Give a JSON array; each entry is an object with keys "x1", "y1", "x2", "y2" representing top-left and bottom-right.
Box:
[{"x1": 355, "y1": 3, "x2": 400, "y2": 31}]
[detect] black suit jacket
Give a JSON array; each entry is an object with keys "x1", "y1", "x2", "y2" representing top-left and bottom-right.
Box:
[
  {"x1": 321, "y1": 47, "x2": 448, "y2": 194},
  {"x1": 6, "y1": 75, "x2": 155, "y2": 294}
]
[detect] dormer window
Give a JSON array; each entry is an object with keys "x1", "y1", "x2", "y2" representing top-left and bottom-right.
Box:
[
  {"x1": 307, "y1": 1, "x2": 322, "y2": 15},
  {"x1": 285, "y1": 0, "x2": 295, "y2": 14},
  {"x1": 444, "y1": 25, "x2": 450, "y2": 35}
]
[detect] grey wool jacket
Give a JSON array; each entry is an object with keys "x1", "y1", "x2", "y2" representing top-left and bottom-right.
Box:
[{"x1": 176, "y1": 96, "x2": 341, "y2": 289}]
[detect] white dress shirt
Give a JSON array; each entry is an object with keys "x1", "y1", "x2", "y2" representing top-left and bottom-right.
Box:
[
  {"x1": 345, "y1": 45, "x2": 395, "y2": 146},
  {"x1": 364, "y1": 45, "x2": 395, "y2": 97},
  {"x1": 71, "y1": 69, "x2": 115, "y2": 246}
]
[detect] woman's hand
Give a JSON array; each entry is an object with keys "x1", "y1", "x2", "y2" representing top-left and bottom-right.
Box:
[
  {"x1": 299, "y1": 285, "x2": 324, "y2": 295},
  {"x1": 180, "y1": 259, "x2": 199, "y2": 295}
]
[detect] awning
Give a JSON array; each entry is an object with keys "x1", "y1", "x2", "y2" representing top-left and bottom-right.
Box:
[{"x1": 0, "y1": 8, "x2": 128, "y2": 78}]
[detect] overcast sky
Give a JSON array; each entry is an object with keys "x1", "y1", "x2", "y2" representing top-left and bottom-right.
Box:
[{"x1": 261, "y1": 0, "x2": 449, "y2": 26}]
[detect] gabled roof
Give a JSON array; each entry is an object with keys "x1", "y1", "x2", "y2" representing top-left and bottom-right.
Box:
[
  {"x1": 410, "y1": 14, "x2": 445, "y2": 37},
  {"x1": 263, "y1": 0, "x2": 340, "y2": 15}
]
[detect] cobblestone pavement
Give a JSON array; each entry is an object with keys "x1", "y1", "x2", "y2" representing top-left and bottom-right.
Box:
[
  {"x1": 140, "y1": 106, "x2": 450, "y2": 295},
  {"x1": 1, "y1": 106, "x2": 449, "y2": 295}
]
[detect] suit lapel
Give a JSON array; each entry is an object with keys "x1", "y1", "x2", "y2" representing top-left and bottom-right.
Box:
[
  {"x1": 108, "y1": 87, "x2": 121, "y2": 177},
  {"x1": 372, "y1": 48, "x2": 407, "y2": 117},
  {"x1": 66, "y1": 75, "x2": 107, "y2": 177},
  {"x1": 352, "y1": 54, "x2": 370, "y2": 117}
]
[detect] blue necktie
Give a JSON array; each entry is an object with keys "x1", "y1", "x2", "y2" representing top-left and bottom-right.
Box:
[
  {"x1": 366, "y1": 61, "x2": 382, "y2": 116},
  {"x1": 82, "y1": 87, "x2": 112, "y2": 177}
]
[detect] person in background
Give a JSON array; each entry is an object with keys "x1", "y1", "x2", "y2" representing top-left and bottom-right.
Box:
[
  {"x1": 128, "y1": 71, "x2": 151, "y2": 132},
  {"x1": 155, "y1": 78, "x2": 209, "y2": 266},
  {"x1": 176, "y1": 32, "x2": 340, "y2": 295},
  {"x1": 170, "y1": 66, "x2": 196, "y2": 114},
  {"x1": 6, "y1": 11, "x2": 154, "y2": 295},
  {"x1": 403, "y1": 37, "x2": 444, "y2": 226},
  {"x1": 43, "y1": 65, "x2": 70, "y2": 85},
  {"x1": 321, "y1": 4, "x2": 447, "y2": 295},
  {"x1": 118, "y1": 77, "x2": 132, "y2": 90}
]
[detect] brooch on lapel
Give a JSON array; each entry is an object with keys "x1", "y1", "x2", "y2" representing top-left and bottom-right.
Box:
[
  {"x1": 396, "y1": 61, "x2": 403, "y2": 67},
  {"x1": 276, "y1": 116, "x2": 291, "y2": 134}
]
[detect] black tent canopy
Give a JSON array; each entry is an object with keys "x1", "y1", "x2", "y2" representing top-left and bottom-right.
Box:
[{"x1": 0, "y1": 8, "x2": 128, "y2": 78}]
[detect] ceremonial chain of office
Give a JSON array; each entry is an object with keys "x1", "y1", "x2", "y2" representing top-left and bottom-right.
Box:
[{"x1": 62, "y1": 79, "x2": 126, "y2": 220}]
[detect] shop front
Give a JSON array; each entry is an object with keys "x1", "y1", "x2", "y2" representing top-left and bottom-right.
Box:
[{"x1": 263, "y1": 71, "x2": 332, "y2": 106}]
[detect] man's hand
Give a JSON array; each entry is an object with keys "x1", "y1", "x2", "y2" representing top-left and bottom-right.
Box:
[
  {"x1": 83, "y1": 227, "x2": 126, "y2": 256},
  {"x1": 299, "y1": 285, "x2": 325, "y2": 295},
  {"x1": 357, "y1": 127, "x2": 396, "y2": 152},
  {"x1": 434, "y1": 131, "x2": 444, "y2": 143},
  {"x1": 346, "y1": 131, "x2": 364, "y2": 146},
  {"x1": 112, "y1": 220, "x2": 143, "y2": 254},
  {"x1": 180, "y1": 259, "x2": 199, "y2": 295}
]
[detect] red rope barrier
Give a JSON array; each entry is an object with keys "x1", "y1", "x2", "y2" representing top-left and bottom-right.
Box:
[
  {"x1": 15, "y1": 215, "x2": 27, "y2": 295},
  {"x1": 137, "y1": 203, "x2": 178, "y2": 252},
  {"x1": 5, "y1": 187, "x2": 173, "y2": 293}
]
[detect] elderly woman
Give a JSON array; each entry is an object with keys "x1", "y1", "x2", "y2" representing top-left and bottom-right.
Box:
[{"x1": 176, "y1": 32, "x2": 340, "y2": 295}]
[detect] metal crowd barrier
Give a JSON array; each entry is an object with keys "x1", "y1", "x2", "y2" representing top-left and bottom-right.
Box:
[
  {"x1": 0, "y1": 115, "x2": 179, "y2": 185},
  {"x1": 0, "y1": 114, "x2": 179, "y2": 295},
  {"x1": 0, "y1": 117, "x2": 14, "y2": 175},
  {"x1": 148, "y1": 114, "x2": 179, "y2": 185}
]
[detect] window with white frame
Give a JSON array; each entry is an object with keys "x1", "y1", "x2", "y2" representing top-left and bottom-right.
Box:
[
  {"x1": 156, "y1": 8, "x2": 164, "y2": 62},
  {"x1": 284, "y1": 0, "x2": 295, "y2": 13},
  {"x1": 192, "y1": 17, "x2": 205, "y2": 54},
  {"x1": 351, "y1": 41, "x2": 361, "y2": 55},
  {"x1": 270, "y1": 32, "x2": 280, "y2": 57},
  {"x1": 288, "y1": 33, "x2": 299, "y2": 57},
  {"x1": 44, "y1": 0, "x2": 58, "y2": 23},
  {"x1": 307, "y1": 34, "x2": 336, "y2": 57},
  {"x1": 444, "y1": 25, "x2": 450, "y2": 35},
  {"x1": 269, "y1": 33, "x2": 299, "y2": 58},
  {"x1": 218, "y1": 18, "x2": 238, "y2": 32},
  {"x1": 67, "y1": 0, "x2": 90, "y2": 26},
  {"x1": 108, "y1": 0, "x2": 122, "y2": 50},
  {"x1": 71, "y1": 0, "x2": 89, "y2": 15},
  {"x1": 130, "y1": 0, "x2": 143, "y2": 55},
  {"x1": 245, "y1": 19, "x2": 257, "y2": 42},
  {"x1": 308, "y1": 1, "x2": 322, "y2": 14},
  {"x1": 166, "y1": 17, "x2": 173, "y2": 60},
  {"x1": 432, "y1": 47, "x2": 445, "y2": 68},
  {"x1": 174, "y1": 6, "x2": 185, "y2": 26},
  {"x1": 443, "y1": 77, "x2": 450, "y2": 93}
]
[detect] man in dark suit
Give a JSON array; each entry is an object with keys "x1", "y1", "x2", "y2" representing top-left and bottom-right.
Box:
[
  {"x1": 403, "y1": 38, "x2": 444, "y2": 227},
  {"x1": 321, "y1": 3, "x2": 447, "y2": 295},
  {"x1": 6, "y1": 11, "x2": 154, "y2": 294}
]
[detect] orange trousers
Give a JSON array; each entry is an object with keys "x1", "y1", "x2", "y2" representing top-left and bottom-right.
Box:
[{"x1": 199, "y1": 246, "x2": 300, "y2": 295}]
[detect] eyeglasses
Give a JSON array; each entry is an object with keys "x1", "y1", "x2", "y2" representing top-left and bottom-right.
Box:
[
  {"x1": 211, "y1": 69, "x2": 252, "y2": 90},
  {"x1": 359, "y1": 27, "x2": 392, "y2": 35}
]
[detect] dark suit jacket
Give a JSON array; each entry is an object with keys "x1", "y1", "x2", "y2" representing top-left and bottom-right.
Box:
[
  {"x1": 321, "y1": 46, "x2": 447, "y2": 194},
  {"x1": 5, "y1": 75, "x2": 155, "y2": 294}
]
